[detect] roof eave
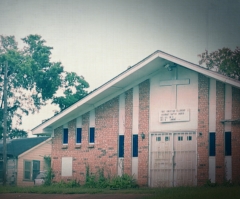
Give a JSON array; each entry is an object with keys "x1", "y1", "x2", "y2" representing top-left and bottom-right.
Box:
[
  {"x1": 32, "y1": 51, "x2": 160, "y2": 134},
  {"x1": 32, "y1": 50, "x2": 240, "y2": 135}
]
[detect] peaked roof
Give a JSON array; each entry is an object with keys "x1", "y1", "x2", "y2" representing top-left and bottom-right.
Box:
[
  {"x1": 0, "y1": 137, "x2": 50, "y2": 157},
  {"x1": 32, "y1": 50, "x2": 240, "y2": 135}
]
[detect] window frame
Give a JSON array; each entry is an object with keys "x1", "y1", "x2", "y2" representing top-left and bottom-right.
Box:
[
  {"x1": 32, "y1": 160, "x2": 40, "y2": 180},
  {"x1": 225, "y1": 132, "x2": 231, "y2": 156},
  {"x1": 89, "y1": 127, "x2": 95, "y2": 143},
  {"x1": 119, "y1": 135, "x2": 124, "y2": 158},
  {"x1": 209, "y1": 132, "x2": 216, "y2": 156},
  {"x1": 61, "y1": 157, "x2": 73, "y2": 177},
  {"x1": 23, "y1": 160, "x2": 40, "y2": 181},
  {"x1": 23, "y1": 160, "x2": 32, "y2": 180},
  {"x1": 132, "y1": 134, "x2": 138, "y2": 157},
  {"x1": 63, "y1": 128, "x2": 68, "y2": 144},
  {"x1": 76, "y1": 128, "x2": 82, "y2": 144}
]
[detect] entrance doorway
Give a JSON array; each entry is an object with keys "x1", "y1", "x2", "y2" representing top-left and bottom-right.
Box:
[{"x1": 150, "y1": 132, "x2": 197, "y2": 187}]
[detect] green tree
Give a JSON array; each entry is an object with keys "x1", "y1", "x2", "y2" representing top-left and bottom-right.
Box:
[
  {"x1": 198, "y1": 47, "x2": 240, "y2": 80},
  {"x1": 0, "y1": 34, "x2": 89, "y2": 138},
  {"x1": 52, "y1": 72, "x2": 88, "y2": 112}
]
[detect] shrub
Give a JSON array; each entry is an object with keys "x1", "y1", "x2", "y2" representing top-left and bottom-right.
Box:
[
  {"x1": 51, "y1": 179, "x2": 80, "y2": 188},
  {"x1": 109, "y1": 174, "x2": 139, "y2": 189},
  {"x1": 44, "y1": 168, "x2": 54, "y2": 186},
  {"x1": 84, "y1": 166, "x2": 139, "y2": 189}
]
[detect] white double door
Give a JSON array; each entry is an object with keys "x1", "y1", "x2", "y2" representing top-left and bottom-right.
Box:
[{"x1": 150, "y1": 132, "x2": 197, "y2": 187}]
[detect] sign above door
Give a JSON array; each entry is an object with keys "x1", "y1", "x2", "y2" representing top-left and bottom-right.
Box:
[{"x1": 159, "y1": 109, "x2": 190, "y2": 122}]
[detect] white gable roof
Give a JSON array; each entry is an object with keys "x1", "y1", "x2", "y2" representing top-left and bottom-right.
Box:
[{"x1": 32, "y1": 50, "x2": 240, "y2": 135}]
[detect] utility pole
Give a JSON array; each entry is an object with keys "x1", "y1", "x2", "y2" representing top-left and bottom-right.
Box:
[{"x1": 2, "y1": 61, "x2": 8, "y2": 186}]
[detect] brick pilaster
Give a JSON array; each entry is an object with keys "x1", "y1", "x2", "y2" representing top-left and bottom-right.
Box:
[
  {"x1": 215, "y1": 81, "x2": 225, "y2": 183},
  {"x1": 197, "y1": 74, "x2": 209, "y2": 185},
  {"x1": 124, "y1": 89, "x2": 133, "y2": 175},
  {"x1": 232, "y1": 87, "x2": 240, "y2": 183},
  {"x1": 138, "y1": 79, "x2": 150, "y2": 186}
]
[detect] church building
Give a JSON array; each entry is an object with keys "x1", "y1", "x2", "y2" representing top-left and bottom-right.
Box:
[{"x1": 32, "y1": 51, "x2": 240, "y2": 187}]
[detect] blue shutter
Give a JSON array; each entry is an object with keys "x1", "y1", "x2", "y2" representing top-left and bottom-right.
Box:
[
  {"x1": 89, "y1": 127, "x2": 95, "y2": 143},
  {"x1": 119, "y1": 135, "x2": 124, "y2": 157},
  {"x1": 225, "y1": 132, "x2": 231, "y2": 156},
  {"x1": 63, "y1": 128, "x2": 68, "y2": 144},
  {"x1": 209, "y1": 132, "x2": 215, "y2": 156},
  {"x1": 76, "y1": 128, "x2": 82, "y2": 143},
  {"x1": 32, "y1": 160, "x2": 40, "y2": 180},
  {"x1": 132, "y1": 134, "x2": 138, "y2": 157}
]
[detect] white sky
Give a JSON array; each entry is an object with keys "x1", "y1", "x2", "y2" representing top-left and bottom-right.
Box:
[{"x1": 0, "y1": 0, "x2": 240, "y2": 134}]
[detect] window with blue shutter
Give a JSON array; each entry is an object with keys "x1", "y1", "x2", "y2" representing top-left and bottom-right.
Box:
[
  {"x1": 209, "y1": 132, "x2": 215, "y2": 156},
  {"x1": 89, "y1": 127, "x2": 95, "y2": 143},
  {"x1": 119, "y1": 135, "x2": 124, "y2": 158},
  {"x1": 23, "y1": 160, "x2": 31, "y2": 180},
  {"x1": 63, "y1": 128, "x2": 68, "y2": 144},
  {"x1": 23, "y1": 160, "x2": 40, "y2": 181},
  {"x1": 225, "y1": 132, "x2": 231, "y2": 156},
  {"x1": 76, "y1": 128, "x2": 82, "y2": 144},
  {"x1": 132, "y1": 134, "x2": 138, "y2": 157}
]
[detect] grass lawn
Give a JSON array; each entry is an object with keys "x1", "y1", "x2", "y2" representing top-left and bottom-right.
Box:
[
  {"x1": 0, "y1": 185, "x2": 239, "y2": 199},
  {"x1": 144, "y1": 186, "x2": 240, "y2": 199}
]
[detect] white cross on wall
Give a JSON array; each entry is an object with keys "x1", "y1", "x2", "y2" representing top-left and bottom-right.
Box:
[{"x1": 159, "y1": 66, "x2": 190, "y2": 109}]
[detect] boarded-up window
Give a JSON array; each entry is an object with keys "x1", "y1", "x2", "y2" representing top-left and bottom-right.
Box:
[{"x1": 61, "y1": 157, "x2": 72, "y2": 176}]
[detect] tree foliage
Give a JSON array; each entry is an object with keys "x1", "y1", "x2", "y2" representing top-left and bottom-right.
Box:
[
  {"x1": 52, "y1": 72, "x2": 88, "y2": 111},
  {"x1": 0, "y1": 34, "x2": 89, "y2": 138},
  {"x1": 198, "y1": 47, "x2": 240, "y2": 80}
]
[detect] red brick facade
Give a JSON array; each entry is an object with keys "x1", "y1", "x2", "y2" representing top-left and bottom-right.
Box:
[
  {"x1": 138, "y1": 80, "x2": 150, "y2": 186},
  {"x1": 51, "y1": 74, "x2": 240, "y2": 186},
  {"x1": 124, "y1": 89, "x2": 133, "y2": 176},
  {"x1": 51, "y1": 81, "x2": 150, "y2": 185},
  {"x1": 197, "y1": 74, "x2": 209, "y2": 185},
  {"x1": 215, "y1": 81, "x2": 225, "y2": 183},
  {"x1": 197, "y1": 76, "x2": 240, "y2": 185},
  {"x1": 52, "y1": 97, "x2": 119, "y2": 184},
  {"x1": 232, "y1": 87, "x2": 240, "y2": 183}
]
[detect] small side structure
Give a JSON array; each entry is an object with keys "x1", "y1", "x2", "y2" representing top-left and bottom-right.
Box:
[{"x1": 0, "y1": 137, "x2": 51, "y2": 186}]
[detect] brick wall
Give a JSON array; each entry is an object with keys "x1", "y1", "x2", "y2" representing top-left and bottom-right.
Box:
[
  {"x1": 232, "y1": 87, "x2": 240, "y2": 183},
  {"x1": 197, "y1": 74, "x2": 209, "y2": 185},
  {"x1": 51, "y1": 97, "x2": 119, "y2": 184},
  {"x1": 51, "y1": 125, "x2": 64, "y2": 182},
  {"x1": 138, "y1": 79, "x2": 150, "y2": 186},
  {"x1": 124, "y1": 89, "x2": 133, "y2": 175},
  {"x1": 215, "y1": 81, "x2": 225, "y2": 183},
  {"x1": 197, "y1": 77, "x2": 240, "y2": 185},
  {"x1": 51, "y1": 79, "x2": 151, "y2": 186}
]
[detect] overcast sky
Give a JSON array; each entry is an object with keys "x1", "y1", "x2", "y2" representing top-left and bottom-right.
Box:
[{"x1": 1, "y1": 0, "x2": 240, "y2": 134}]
